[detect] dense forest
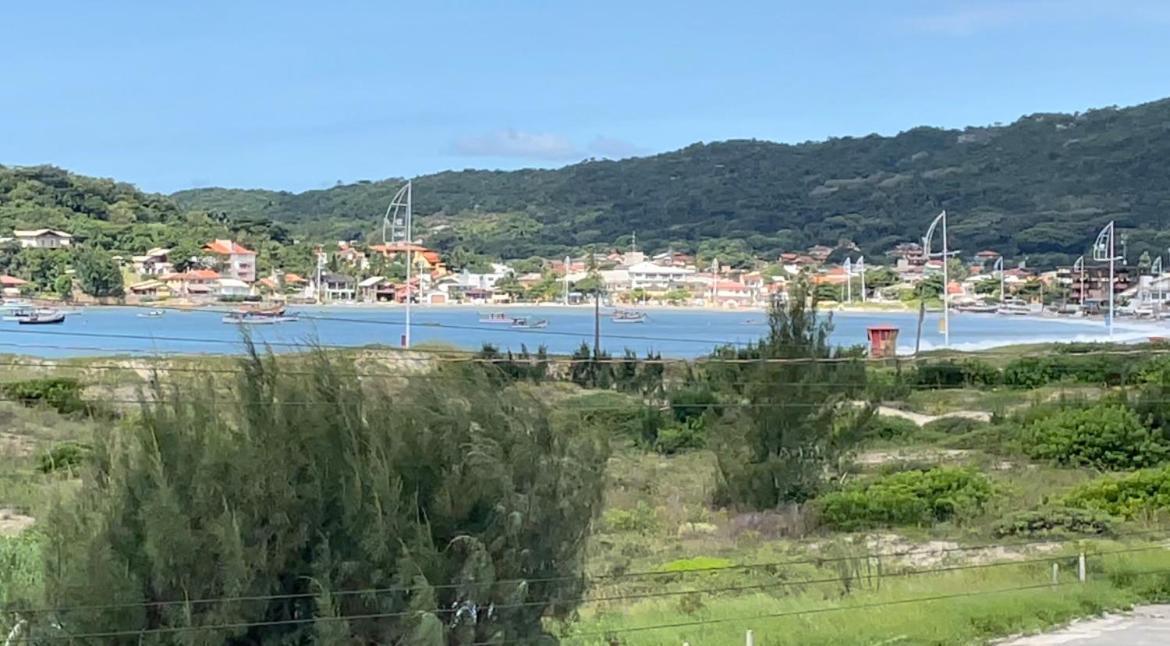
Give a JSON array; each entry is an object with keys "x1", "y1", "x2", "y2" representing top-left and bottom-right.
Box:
[
  {"x1": 6, "y1": 97, "x2": 1170, "y2": 270},
  {"x1": 172, "y1": 97, "x2": 1170, "y2": 266}
]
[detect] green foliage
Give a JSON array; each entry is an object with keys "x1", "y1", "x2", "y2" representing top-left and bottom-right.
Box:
[
  {"x1": 656, "y1": 556, "x2": 734, "y2": 573},
  {"x1": 921, "y1": 416, "x2": 987, "y2": 436},
  {"x1": 37, "y1": 348, "x2": 609, "y2": 644},
  {"x1": 864, "y1": 415, "x2": 920, "y2": 441},
  {"x1": 0, "y1": 378, "x2": 87, "y2": 416},
  {"x1": 712, "y1": 275, "x2": 872, "y2": 507},
  {"x1": 993, "y1": 506, "x2": 1114, "y2": 537},
  {"x1": 654, "y1": 419, "x2": 707, "y2": 455},
  {"x1": 171, "y1": 99, "x2": 1170, "y2": 264},
  {"x1": 0, "y1": 532, "x2": 43, "y2": 622},
  {"x1": 1003, "y1": 353, "x2": 1137, "y2": 388},
  {"x1": 816, "y1": 467, "x2": 994, "y2": 530},
  {"x1": 1022, "y1": 404, "x2": 1169, "y2": 470},
  {"x1": 914, "y1": 359, "x2": 1000, "y2": 388},
  {"x1": 1064, "y1": 466, "x2": 1170, "y2": 519},
  {"x1": 601, "y1": 502, "x2": 659, "y2": 534},
  {"x1": 667, "y1": 385, "x2": 720, "y2": 423},
  {"x1": 72, "y1": 248, "x2": 124, "y2": 297},
  {"x1": 36, "y1": 441, "x2": 92, "y2": 474},
  {"x1": 477, "y1": 343, "x2": 549, "y2": 383}
]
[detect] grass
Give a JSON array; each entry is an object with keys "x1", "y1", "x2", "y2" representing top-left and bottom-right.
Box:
[{"x1": 561, "y1": 547, "x2": 1170, "y2": 645}]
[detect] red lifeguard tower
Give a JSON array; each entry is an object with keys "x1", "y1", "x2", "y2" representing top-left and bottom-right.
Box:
[{"x1": 867, "y1": 325, "x2": 900, "y2": 358}]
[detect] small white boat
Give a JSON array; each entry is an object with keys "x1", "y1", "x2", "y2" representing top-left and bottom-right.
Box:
[
  {"x1": 17, "y1": 310, "x2": 65, "y2": 325},
  {"x1": 955, "y1": 303, "x2": 998, "y2": 314},
  {"x1": 223, "y1": 314, "x2": 280, "y2": 325},
  {"x1": 3, "y1": 307, "x2": 55, "y2": 322},
  {"x1": 137, "y1": 310, "x2": 166, "y2": 318},
  {"x1": 996, "y1": 299, "x2": 1031, "y2": 316},
  {"x1": 478, "y1": 312, "x2": 512, "y2": 324},
  {"x1": 511, "y1": 317, "x2": 549, "y2": 329},
  {"x1": 611, "y1": 310, "x2": 647, "y2": 324}
]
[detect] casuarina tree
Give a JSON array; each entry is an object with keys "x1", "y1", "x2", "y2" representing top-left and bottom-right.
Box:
[
  {"x1": 712, "y1": 272, "x2": 872, "y2": 508},
  {"x1": 38, "y1": 345, "x2": 608, "y2": 644}
]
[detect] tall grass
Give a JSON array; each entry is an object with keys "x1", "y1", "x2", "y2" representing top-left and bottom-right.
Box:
[{"x1": 561, "y1": 547, "x2": 1170, "y2": 645}]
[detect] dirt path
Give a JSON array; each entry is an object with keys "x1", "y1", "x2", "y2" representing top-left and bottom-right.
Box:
[
  {"x1": 997, "y1": 605, "x2": 1170, "y2": 645},
  {"x1": 874, "y1": 405, "x2": 991, "y2": 426}
]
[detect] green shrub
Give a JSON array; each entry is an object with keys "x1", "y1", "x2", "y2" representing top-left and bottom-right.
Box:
[
  {"x1": 864, "y1": 415, "x2": 919, "y2": 441},
  {"x1": 816, "y1": 467, "x2": 994, "y2": 530},
  {"x1": 922, "y1": 416, "x2": 986, "y2": 436},
  {"x1": 993, "y1": 506, "x2": 1114, "y2": 537},
  {"x1": 913, "y1": 360, "x2": 1000, "y2": 388},
  {"x1": 1022, "y1": 404, "x2": 1169, "y2": 470},
  {"x1": 565, "y1": 391, "x2": 644, "y2": 438},
  {"x1": 37, "y1": 442, "x2": 92, "y2": 474},
  {"x1": 1064, "y1": 466, "x2": 1170, "y2": 519},
  {"x1": 0, "y1": 378, "x2": 86, "y2": 416},
  {"x1": 602, "y1": 502, "x2": 659, "y2": 534},
  {"x1": 1003, "y1": 354, "x2": 1137, "y2": 388},
  {"x1": 667, "y1": 385, "x2": 720, "y2": 423},
  {"x1": 654, "y1": 419, "x2": 707, "y2": 454}
]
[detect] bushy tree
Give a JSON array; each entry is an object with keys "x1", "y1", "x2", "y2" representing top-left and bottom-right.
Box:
[
  {"x1": 72, "y1": 248, "x2": 124, "y2": 297},
  {"x1": 37, "y1": 347, "x2": 608, "y2": 644},
  {"x1": 712, "y1": 274, "x2": 872, "y2": 507}
]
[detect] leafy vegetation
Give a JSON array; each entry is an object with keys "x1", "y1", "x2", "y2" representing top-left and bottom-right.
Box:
[
  {"x1": 994, "y1": 506, "x2": 1114, "y2": 537},
  {"x1": 817, "y1": 467, "x2": 994, "y2": 530},
  {"x1": 1022, "y1": 404, "x2": 1169, "y2": 470},
  {"x1": 712, "y1": 275, "x2": 871, "y2": 507},
  {"x1": 0, "y1": 378, "x2": 87, "y2": 416},
  {"x1": 171, "y1": 98, "x2": 1170, "y2": 266},
  {"x1": 34, "y1": 349, "x2": 610, "y2": 644},
  {"x1": 1064, "y1": 466, "x2": 1170, "y2": 520}
]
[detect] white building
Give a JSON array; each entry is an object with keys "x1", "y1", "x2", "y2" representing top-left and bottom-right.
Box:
[
  {"x1": 625, "y1": 261, "x2": 695, "y2": 291},
  {"x1": 215, "y1": 278, "x2": 253, "y2": 298},
  {"x1": 204, "y1": 239, "x2": 257, "y2": 283},
  {"x1": 11, "y1": 229, "x2": 73, "y2": 249}
]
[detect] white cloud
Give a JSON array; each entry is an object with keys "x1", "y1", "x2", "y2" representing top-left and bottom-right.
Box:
[
  {"x1": 588, "y1": 135, "x2": 645, "y2": 159},
  {"x1": 451, "y1": 129, "x2": 579, "y2": 160}
]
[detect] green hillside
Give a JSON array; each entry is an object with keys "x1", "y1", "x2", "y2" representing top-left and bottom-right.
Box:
[{"x1": 172, "y1": 97, "x2": 1170, "y2": 266}]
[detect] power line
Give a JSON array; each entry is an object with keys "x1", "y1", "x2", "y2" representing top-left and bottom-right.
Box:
[
  {"x1": 15, "y1": 533, "x2": 1166, "y2": 618},
  {"x1": 33, "y1": 559, "x2": 1170, "y2": 642}
]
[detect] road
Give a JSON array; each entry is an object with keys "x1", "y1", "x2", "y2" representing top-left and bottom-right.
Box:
[{"x1": 998, "y1": 605, "x2": 1170, "y2": 645}]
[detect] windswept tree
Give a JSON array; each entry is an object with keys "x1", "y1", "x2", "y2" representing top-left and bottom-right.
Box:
[
  {"x1": 39, "y1": 346, "x2": 608, "y2": 645},
  {"x1": 712, "y1": 273, "x2": 872, "y2": 508},
  {"x1": 72, "y1": 248, "x2": 124, "y2": 297}
]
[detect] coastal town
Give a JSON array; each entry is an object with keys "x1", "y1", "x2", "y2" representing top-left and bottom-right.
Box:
[{"x1": 2, "y1": 226, "x2": 1166, "y2": 318}]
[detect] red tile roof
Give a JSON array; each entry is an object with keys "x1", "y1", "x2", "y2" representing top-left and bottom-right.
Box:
[
  {"x1": 162, "y1": 269, "x2": 221, "y2": 281},
  {"x1": 204, "y1": 239, "x2": 255, "y2": 255},
  {"x1": 1, "y1": 275, "x2": 28, "y2": 286}
]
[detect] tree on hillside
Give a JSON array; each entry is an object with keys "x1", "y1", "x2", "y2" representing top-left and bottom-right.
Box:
[
  {"x1": 712, "y1": 274, "x2": 872, "y2": 508},
  {"x1": 72, "y1": 249, "x2": 124, "y2": 297},
  {"x1": 38, "y1": 347, "x2": 608, "y2": 645}
]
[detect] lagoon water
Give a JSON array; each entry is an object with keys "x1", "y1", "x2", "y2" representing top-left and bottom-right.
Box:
[{"x1": 0, "y1": 305, "x2": 1158, "y2": 359}]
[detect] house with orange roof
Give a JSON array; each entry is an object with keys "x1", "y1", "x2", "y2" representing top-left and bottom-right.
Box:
[
  {"x1": 368, "y1": 242, "x2": 446, "y2": 276},
  {"x1": 203, "y1": 239, "x2": 257, "y2": 283},
  {"x1": 162, "y1": 269, "x2": 221, "y2": 297}
]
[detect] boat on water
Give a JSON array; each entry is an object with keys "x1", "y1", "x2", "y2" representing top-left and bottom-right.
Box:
[
  {"x1": 3, "y1": 307, "x2": 57, "y2": 322},
  {"x1": 478, "y1": 312, "x2": 512, "y2": 324},
  {"x1": 996, "y1": 299, "x2": 1032, "y2": 316},
  {"x1": 955, "y1": 303, "x2": 998, "y2": 314},
  {"x1": 137, "y1": 309, "x2": 166, "y2": 318},
  {"x1": 222, "y1": 314, "x2": 293, "y2": 325},
  {"x1": 511, "y1": 317, "x2": 549, "y2": 329},
  {"x1": 238, "y1": 304, "x2": 287, "y2": 318},
  {"x1": 611, "y1": 310, "x2": 647, "y2": 324},
  {"x1": 17, "y1": 310, "x2": 66, "y2": 325}
]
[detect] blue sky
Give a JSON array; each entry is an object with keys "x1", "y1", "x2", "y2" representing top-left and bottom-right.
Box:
[{"x1": 2, "y1": 0, "x2": 1169, "y2": 193}]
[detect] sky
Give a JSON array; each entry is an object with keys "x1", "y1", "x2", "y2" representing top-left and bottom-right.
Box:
[{"x1": 2, "y1": 0, "x2": 1170, "y2": 194}]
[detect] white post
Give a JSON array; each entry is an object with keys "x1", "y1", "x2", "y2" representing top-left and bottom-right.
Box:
[
  {"x1": 844, "y1": 257, "x2": 853, "y2": 305},
  {"x1": 1052, "y1": 562, "x2": 1059, "y2": 586},
  {"x1": 942, "y1": 211, "x2": 950, "y2": 347},
  {"x1": 1108, "y1": 225, "x2": 1115, "y2": 337},
  {"x1": 860, "y1": 256, "x2": 866, "y2": 303},
  {"x1": 404, "y1": 183, "x2": 413, "y2": 348},
  {"x1": 745, "y1": 629, "x2": 754, "y2": 646},
  {"x1": 564, "y1": 255, "x2": 571, "y2": 305},
  {"x1": 1078, "y1": 552, "x2": 1086, "y2": 583}
]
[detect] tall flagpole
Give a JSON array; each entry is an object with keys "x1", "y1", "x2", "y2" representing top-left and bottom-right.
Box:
[
  {"x1": 384, "y1": 181, "x2": 413, "y2": 347},
  {"x1": 858, "y1": 256, "x2": 866, "y2": 303},
  {"x1": 923, "y1": 210, "x2": 950, "y2": 347},
  {"x1": 843, "y1": 257, "x2": 853, "y2": 304},
  {"x1": 1093, "y1": 221, "x2": 1119, "y2": 336}
]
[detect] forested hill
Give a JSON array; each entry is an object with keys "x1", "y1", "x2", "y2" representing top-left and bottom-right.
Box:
[{"x1": 171, "y1": 98, "x2": 1170, "y2": 266}]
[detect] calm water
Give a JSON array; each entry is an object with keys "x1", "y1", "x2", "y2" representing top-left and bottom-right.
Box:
[{"x1": 0, "y1": 305, "x2": 1156, "y2": 359}]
